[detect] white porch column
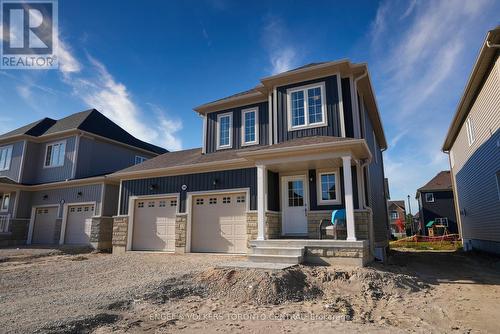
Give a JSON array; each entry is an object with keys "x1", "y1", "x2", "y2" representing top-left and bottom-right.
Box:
[
  {"x1": 256, "y1": 164, "x2": 267, "y2": 240},
  {"x1": 342, "y1": 156, "x2": 356, "y2": 241}
]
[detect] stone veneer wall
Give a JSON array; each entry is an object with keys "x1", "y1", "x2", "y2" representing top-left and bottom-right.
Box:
[
  {"x1": 175, "y1": 214, "x2": 187, "y2": 253},
  {"x1": 306, "y1": 210, "x2": 371, "y2": 240},
  {"x1": 0, "y1": 219, "x2": 30, "y2": 246},
  {"x1": 90, "y1": 216, "x2": 113, "y2": 251},
  {"x1": 246, "y1": 211, "x2": 282, "y2": 247},
  {"x1": 112, "y1": 215, "x2": 128, "y2": 254}
]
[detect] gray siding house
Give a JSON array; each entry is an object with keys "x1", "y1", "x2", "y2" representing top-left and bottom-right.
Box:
[
  {"x1": 110, "y1": 60, "x2": 390, "y2": 266},
  {"x1": 442, "y1": 27, "x2": 500, "y2": 254},
  {"x1": 0, "y1": 109, "x2": 166, "y2": 249}
]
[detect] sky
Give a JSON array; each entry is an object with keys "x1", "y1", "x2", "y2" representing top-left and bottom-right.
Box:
[{"x1": 0, "y1": 0, "x2": 499, "y2": 211}]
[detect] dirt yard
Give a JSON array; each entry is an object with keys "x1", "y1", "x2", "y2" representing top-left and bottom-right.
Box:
[{"x1": 1, "y1": 247, "x2": 499, "y2": 334}]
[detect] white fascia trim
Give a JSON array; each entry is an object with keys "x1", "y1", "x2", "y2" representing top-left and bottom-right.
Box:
[
  {"x1": 286, "y1": 81, "x2": 328, "y2": 131},
  {"x1": 43, "y1": 139, "x2": 67, "y2": 169},
  {"x1": 241, "y1": 107, "x2": 259, "y2": 147},
  {"x1": 316, "y1": 169, "x2": 342, "y2": 205},
  {"x1": 216, "y1": 112, "x2": 233, "y2": 150}
]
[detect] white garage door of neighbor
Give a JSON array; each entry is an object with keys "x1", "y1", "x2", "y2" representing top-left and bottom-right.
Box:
[
  {"x1": 65, "y1": 204, "x2": 94, "y2": 245},
  {"x1": 191, "y1": 193, "x2": 247, "y2": 254},
  {"x1": 32, "y1": 206, "x2": 59, "y2": 244},
  {"x1": 132, "y1": 198, "x2": 177, "y2": 251}
]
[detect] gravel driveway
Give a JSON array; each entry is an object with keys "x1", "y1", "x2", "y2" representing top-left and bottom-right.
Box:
[{"x1": 0, "y1": 247, "x2": 243, "y2": 333}]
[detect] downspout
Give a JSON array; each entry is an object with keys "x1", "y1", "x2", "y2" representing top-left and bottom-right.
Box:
[
  {"x1": 353, "y1": 71, "x2": 368, "y2": 139},
  {"x1": 360, "y1": 158, "x2": 375, "y2": 260}
]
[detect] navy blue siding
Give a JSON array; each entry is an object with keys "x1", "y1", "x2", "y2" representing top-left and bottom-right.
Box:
[
  {"x1": 308, "y1": 167, "x2": 358, "y2": 211},
  {"x1": 120, "y1": 168, "x2": 257, "y2": 215},
  {"x1": 276, "y1": 75, "x2": 341, "y2": 143},
  {"x1": 267, "y1": 170, "x2": 280, "y2": 211},
  {"x1": 455, "y1": 129, "x2": 500, "y2": 244},
  {"x1": 205, "y1": 102, "x2": 269, "y2": 154},
  {"x1": 419, "y1": 191, "x2": 458, "y2": 235},
  {"x1": 341, "y1": 78, "x2": 354, "y2": 138}
]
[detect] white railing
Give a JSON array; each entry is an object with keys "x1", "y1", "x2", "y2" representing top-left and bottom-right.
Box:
[{"x1": 0, "y1": 214, "x2": 10, "y2": 233}]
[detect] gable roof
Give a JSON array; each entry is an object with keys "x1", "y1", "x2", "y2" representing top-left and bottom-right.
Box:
[
  {"x1": 0, "y1": 109, "x2": 167, "y2": 155},
  {"x1": 388, "y1": 200, "x2": 406, "y2": 211},
  {"x1": 417, "y1": 171, "x2": 453, "y2": 193},
  {"x1": 442, "y1": 26, "x2": 500, "y2": 151}
]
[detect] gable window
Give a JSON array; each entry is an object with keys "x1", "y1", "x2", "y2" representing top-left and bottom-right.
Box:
[
  {"x1": 466, "y1": 116, "x2": 475, "y2": 146},
  {"x1": 0, "y1": 194, "x2": 10, "y2": 212},
  {"x1": 135, "y1": 156, "x2": 147, "y2": 165},
  {"x1": 317, "y1": 170, "x2": 341, "y2": 205},
  {"x1": 216, "y1": 112, "x2": 232, "y2": 149},
  {"x1": 425, "y1": 193, "x2": 435, "y2": 203},
  {"x1": 287, "y1": 82, "x2": 327, "y2": 130},
  {"x1": 390, "y1": 211, "x2": 399, "y2": 220},
  {"x1": 44, "y1": 141, "x2": 66, "y2": 168},
  {"x1": 241, "y1": 107, "x2": 259, "y2": 146},
  {"x1": 0, "y1": 145, "x2": 12, "y2": 171}
]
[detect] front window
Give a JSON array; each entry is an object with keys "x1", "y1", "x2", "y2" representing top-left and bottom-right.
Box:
[
  {"x1": 242, "y1": 108, "x2": 258, "y2": 145},
  {"x1": 135, "y1": 156, "x2": 147, "y2": 165},
  {"x1": 425, "y1": 193, "x2": 435, "y2": 203},
  {"x1": 1, "y1": 194, "x2": 10, "y2": 212},
  {"x1": 217, "y1": 113, "x2": 232, "y2": 149},
  {"x1": 44, "y1": 141, "x2": 66, "y2": 168},
  {"x1": 317, "y1": 171, "x2": 340, "y2": 205},
  {"x1": 390, "y1": 211, "x2": 399, "y2": 220},
  {"x1": 288, "y1": 180, "x2": 304, "y2": 207},
  {"x1": 287, "y1": 82, "x2": 326, "y2": 130},
  {"x1": 0, "y1": 145, "x2": 13, "y2": 171}
]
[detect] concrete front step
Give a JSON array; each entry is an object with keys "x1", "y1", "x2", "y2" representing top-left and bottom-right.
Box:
[
  {"x1": 252, "y1": 246, "x2": 304, "y2": 256},
  {"x1": 248, "y1": 254, "x2": 303, "y2": 265}
]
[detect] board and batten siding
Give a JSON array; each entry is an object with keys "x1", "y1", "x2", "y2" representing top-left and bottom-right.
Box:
[
  {"x1": 0, "y1": 140, "x2": 24, "y2": 182},
  {"x1": 205, "y1": 102, "x2": 269, "y2": 154},
  {"x1": 102, "y1": 183, "x2": 120, "y2": 217},
  {"x1": 419, "y1": 190, "x2": 458, "y2": 235},
  {"x1": 455, "y1": 129, "x2": 500, "y2": 243},
  {"x1": 276, "y1": 75, "x2": 342, "y2": 143},
  {"x1": 16, "y1": 184, "x2": 104, "y2": 219},
  {"x1": 450, "y1": 55, "x2": 499, "y2": 173},
  {"x1": 363, "y1": 100, "x2": 389, "y2": 244},
  {"x1": 341, "y1": 78, "x2": 354, "y2": 138},
  {"x1": 76, "y1": 136, "x2": 156, "y2": 179},
  {"x1": 21, "y1": 136, "x2": 77, "y2": 185},
  {"x1": 120, "y1": 168, "x2": 257, "y2": 215}
]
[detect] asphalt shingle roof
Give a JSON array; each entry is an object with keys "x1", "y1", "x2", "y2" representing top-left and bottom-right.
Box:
[{"x1": 418, "y1": 171, "x2": 453, "y2": 192}]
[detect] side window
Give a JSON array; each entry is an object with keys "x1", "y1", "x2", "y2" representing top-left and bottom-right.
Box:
[{"x1": 425, "y1": 193, "x2": 435, "y2": 203}]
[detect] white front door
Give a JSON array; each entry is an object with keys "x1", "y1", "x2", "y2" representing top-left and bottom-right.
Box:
[{"x1": 281, "y1": 175, "x2": 308, "y2": 235}]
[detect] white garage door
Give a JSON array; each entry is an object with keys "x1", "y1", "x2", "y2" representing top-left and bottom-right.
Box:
[
  {"x1": 191, "y1": 193, "x2": 247, "y2": 254},
  {"x1": 32, "y1": 206, "x2": 58, "y2": 244},
  {"x1": 132, "y1": 198, "x2": 177, "y2": 251},
  {"x1": 64, "y1": 204, "x2": 94, "y2": 245}
]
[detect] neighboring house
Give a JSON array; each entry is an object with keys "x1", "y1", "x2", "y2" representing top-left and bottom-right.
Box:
[
  {"x1": 442, "y1": 27, "x2": 500, "y2": 254},
  {"x1": 416, "y1": 171, "x2": 458, "y2": 236},
  {"x1": 0, "y1": 109, "x2": 166, "y2": 249},
  {"x1": 110, "y1": 60, "x2": 390, "y2": 266},
  {"x1": 387, "y1": 200, "x2": 406, "y2": 237}
]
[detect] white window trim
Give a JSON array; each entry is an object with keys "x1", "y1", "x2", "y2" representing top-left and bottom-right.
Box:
[
  {"x1": 1, "y1": 193, "x2": 10, "y2": 212},
  {"x1": 135, "y1": 155, "x2": 147, "y2": 165},
  {"x1": 43, "y1": 140, "x2": 67, "y2": 168},
  {"x1": 316, "y1": 169, "x2": 342, "y2": 205},
  {"x1": 390, "y1": 211, "x2": 399, "y2": 219},
  {"x1": 241, "y1": 107, "x2": 259, "y2": 146},
  {"x1": 466, "y1": 116, "x2": 475, "y2": 146},
  {"x1": 425, "y1": 193, "x2": 435, "y2": 203},
  {"x1": 286, "y1": 82, "x2": 327, "y2": 131},
  {"x1": 0, "y1": 145, "x2": 13, "y2": 171},
  {"x1": 216, "y1": 112, "x2": 233, "y2": 150}
]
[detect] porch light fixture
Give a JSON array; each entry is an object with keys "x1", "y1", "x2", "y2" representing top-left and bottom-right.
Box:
[
  {"x1": 77, "y1": 191, "x2": 83, "y2": 197},
  {"x1": 42, "y1": 194, "x2": 48, "y2": 200},
  {"x1": 149, "y1": 184, "x2": 157, "y2": 191},
  {"x1": 212, "y1": 178, "x2": 218, "y2": 186}
]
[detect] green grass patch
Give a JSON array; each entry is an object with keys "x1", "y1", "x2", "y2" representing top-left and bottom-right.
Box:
[{"x1": 390, "y1": 240, "x2": 462, "y2": 251}]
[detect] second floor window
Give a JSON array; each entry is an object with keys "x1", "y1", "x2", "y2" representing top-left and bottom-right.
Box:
[
  {"x1": 287, "y1": 82, "x2": 326, "y2": 130},
  {"x1": 390, "y1": 211, "x2": 399, "y2": 220},
  {"x1": 217, "y1": 112, "x2": 232, "y2": 149},
  {"x1": 44, "y1": 141, "x2": 66, "y2": 168},
  {"x1": 135, "y1": 156, "x2": 147, "y2": 165},
  {"x1": 0, "y1": 145, "x2": 13, "y2": 171},
  {"x1": 242, "y1": 107, "x2": 258, "y2": 145},
  {"x1": 425, "y1": 193, "x2": 435, "y2": 203}
]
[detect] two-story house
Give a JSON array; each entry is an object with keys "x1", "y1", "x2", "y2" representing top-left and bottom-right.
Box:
[
  {"x1": 416, "y1": 171, "x2": 458, "y2": 236},
  {"x1": 443, "y1": 27, "x2": 500, "y2": 255},
  {"x1": 0, "y1": 109, "x2": 166, "y2": 249},
  {"x1": 387, "y1": 200, "x2": 406, "y2": 238},
  {"x1": 110, "y1": 60, "x2": 390, "y2": 266}
]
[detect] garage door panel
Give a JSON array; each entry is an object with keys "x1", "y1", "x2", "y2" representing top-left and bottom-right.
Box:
[
  {"x1": 32, "y1": 206, "x2": 58, "y2": 244},
  {"x1": 65, "y1": 204, "x2": 94, "y2": 245},
  {"x1": 191, "y1": 193, "x2": 247, "y2": 254},
  {"x1": 132, "y1": 198, "x2": 176, "y2": 251}
]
